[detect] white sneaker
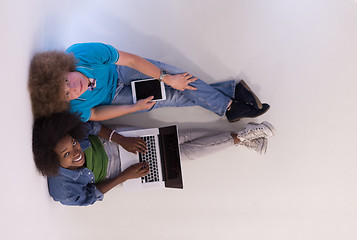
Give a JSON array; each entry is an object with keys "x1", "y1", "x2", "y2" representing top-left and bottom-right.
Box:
[
  {"x1": 240, "y1": 137, "x2": 268, "y2": 155},
  {"x1": 237, "y1": 121, "x2": 276, "y2": 141}
]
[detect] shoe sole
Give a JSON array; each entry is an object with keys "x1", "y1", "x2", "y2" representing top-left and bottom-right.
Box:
[
  {"x1": 228, "y1": 104, "x2": 270, "y2": 123},
  {"x1": 239, "y1": 80, "x2": 263, "y2": 109},
  {"x1": 260, "y1": 138, "x2": 268, "y2": 155},
  {"x1": 261, "y1": 121, "x2": 276, "y2": 136}
]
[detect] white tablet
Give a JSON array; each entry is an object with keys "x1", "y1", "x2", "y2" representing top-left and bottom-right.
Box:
[{"x1": 131, "y1": 78, "x2": 166, "y2": 103}]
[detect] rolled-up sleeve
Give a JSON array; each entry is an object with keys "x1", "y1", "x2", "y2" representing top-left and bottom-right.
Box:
[
  {"x1": 85, "y1": 121, "x2": 102, "y2": 136},
  {"x1": 48, "y1": 168, "x2": 105, "y2": 207},
  {"x1": 60, "y1": 184, "x2": 104, "y2": 206}
]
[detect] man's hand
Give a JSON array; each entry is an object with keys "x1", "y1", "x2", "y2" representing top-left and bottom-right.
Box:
[
  {"x1": 120, "y1": 137, "x2": 147, "y2": 155},
  {"x1": 163, "y1": 72, "x2": 198, "y2": 91},
  {"x1": 121, "y1": 162, "x2": 150, "y2": 180},
  {"x1": 133, "y1": 96, "x2": 156, "y2": 111}
]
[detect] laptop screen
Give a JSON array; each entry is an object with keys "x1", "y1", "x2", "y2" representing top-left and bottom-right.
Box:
[
  {"x1": 158, "y1": 125, "x2": 183, "y2": 189},
  {"x1": 134, "y1": 79, "x2": 163, "y2": 101}
]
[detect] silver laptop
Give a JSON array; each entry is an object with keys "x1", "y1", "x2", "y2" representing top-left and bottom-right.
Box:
[{"x1": 118, "y1": 125, "x2": 183, "y2": 191}]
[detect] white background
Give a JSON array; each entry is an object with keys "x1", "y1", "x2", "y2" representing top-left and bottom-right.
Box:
[{"x1": 1, "y1": 0, "x2": 357, "y2": 239}]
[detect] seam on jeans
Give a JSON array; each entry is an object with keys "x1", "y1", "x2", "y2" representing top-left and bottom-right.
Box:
[
  {"x1": 187, "y1": 135, "x2": 233, "y2": 148},
  {"x1": 184, "y1": 89, "x2": 226, "y2": 116},
  {"x1": 183, "y1": 136, "x2": 233, "y2": 160},
  {"x1": 222, "y1": 81, "x2": 235, "y2": 115},
  {"x1": 204, "y1": 137, "x2": 233, "y2": 147},
  {"x1": 231, "y1": 80, "x2": 236, "y2": 98}
]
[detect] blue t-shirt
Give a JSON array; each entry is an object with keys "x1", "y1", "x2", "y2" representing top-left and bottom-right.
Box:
[{"x1": 65, "y1": 42, "x2": 120, "y2": 121}]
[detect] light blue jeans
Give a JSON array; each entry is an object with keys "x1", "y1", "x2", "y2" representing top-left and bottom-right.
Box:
[
  {"x1": 112, "y1": 59, "x2": 235, "y2": 116},
  {"x1": 101, "y1": 127, "x2": 234, "y2": 180}
]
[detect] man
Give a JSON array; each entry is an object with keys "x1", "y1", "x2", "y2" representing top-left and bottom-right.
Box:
[{"x1": 29, "y1": 42, "x2": 269, "y2": 121}]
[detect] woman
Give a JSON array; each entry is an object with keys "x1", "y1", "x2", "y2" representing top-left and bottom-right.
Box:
[
  {"x1": 32, "y1": 111, "x2": 275, "y2": 206},
  {"x1": 28, "y1": 42, "x2": 269, "y2": 122}
]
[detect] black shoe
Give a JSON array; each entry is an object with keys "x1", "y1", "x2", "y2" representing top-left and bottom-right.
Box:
[
  {"x1": 235, "y1": 80, "x2": 263, "y2": 109},
  {"x1": 226, "y1": 101, "x2": 270, "y2": 122}
]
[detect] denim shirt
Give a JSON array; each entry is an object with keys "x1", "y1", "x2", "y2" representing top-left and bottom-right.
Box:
[
  {"x1": 78, "y1": 121, "x2": 102, "y2": 151},
  {"x1": 47, "y1": 121, "x2": 105, "y2": 206}
]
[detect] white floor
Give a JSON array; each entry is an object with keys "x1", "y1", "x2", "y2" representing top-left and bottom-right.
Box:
[{"x1": 1, "y1": 0, "x2": 357, "y2": 239}]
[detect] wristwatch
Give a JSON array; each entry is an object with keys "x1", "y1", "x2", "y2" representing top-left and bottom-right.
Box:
[{"x1": 158, "y1": 70, "x2": 168, "y2": 82}]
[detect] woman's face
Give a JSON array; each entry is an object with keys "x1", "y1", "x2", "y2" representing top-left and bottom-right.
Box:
[
  {"x1": 54, "y1": 134, "x2": 85, "y2": 169},
  {"x1": 64, "y1": 72, "x2": 89, "y2": 101}
]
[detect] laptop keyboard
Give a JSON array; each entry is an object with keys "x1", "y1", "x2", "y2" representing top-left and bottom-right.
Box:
[{"x1": 139, "y1": 135, "x2": 160, "y2": 183}]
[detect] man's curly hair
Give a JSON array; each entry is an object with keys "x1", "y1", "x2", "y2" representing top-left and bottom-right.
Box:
[
  {"x1": 28, "y1": 51, "x2": 76, "y2": 118},
  {"x1": 32, "y1": 111, "x2": 87, "y2": 176}
]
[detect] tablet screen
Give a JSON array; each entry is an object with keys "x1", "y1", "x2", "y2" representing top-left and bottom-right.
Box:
[{"x1": 134, "y1": 79, "x2": 163, "y2": 101}]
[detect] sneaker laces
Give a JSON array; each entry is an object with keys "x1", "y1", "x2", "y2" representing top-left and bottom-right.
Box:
[
  {"x1": 238, "y1": 124, "x2": 266, "y2": 140},
  {"x1": 236, "y1": 137, "x2": 267, "y2": 154},
  {"x1": 239, "y1": 138, "x2": 262, "y2": 150}
]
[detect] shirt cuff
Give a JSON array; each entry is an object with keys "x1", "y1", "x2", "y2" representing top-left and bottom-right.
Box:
[
  {"x1": 86, "y1": 121, "x2": 103, "y2": 136},
  {"x1": 94, "y1": 187, "x2": 104, "y2": 201}
]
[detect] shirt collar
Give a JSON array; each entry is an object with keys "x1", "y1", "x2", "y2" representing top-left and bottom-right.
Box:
[
  {"x1": 57, "y1": 166, "x2": 86, "y2": 180},
  {"x1": 87, "y1": 78, "x2": 97, "y2": 91}
]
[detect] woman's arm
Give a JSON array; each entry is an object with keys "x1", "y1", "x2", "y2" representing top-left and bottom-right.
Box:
[
  {"x1": 95, "y1": 124, "x2": 150, "y2": 194},
  {"x1": 98, "y1": 125, "x2": 147, "y2": 154},
  {"x1": 96, "y1": 161, "x2": 149, "y2": 194},
  {"x1": 89, "y1": 96, "x2": 155, "y2": 121},
  {"x1": 116, "y1": 50, "x2": 198, "y2": 91}
]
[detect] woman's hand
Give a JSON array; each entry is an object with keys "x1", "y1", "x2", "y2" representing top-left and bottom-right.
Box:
[
  {"x1": 122, "y1": 162, "x2": 150, "y2": 180},
  {"x1": 96, "y1": 161, "x2": 149, "y2": 194},
  {"x1": 120, "y1": 137, "x2": 147, "y2": 154},
  {"x1": 133, "y1": 96, "x2": 156, "y2": 111},
  {"x1": 163, "y1": 73, "x2": 198, "y2": 91}
]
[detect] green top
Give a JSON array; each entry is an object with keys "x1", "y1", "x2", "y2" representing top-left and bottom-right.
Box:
[{"x1": 84, "y1": 136, "x2": 108, "y2": 183}]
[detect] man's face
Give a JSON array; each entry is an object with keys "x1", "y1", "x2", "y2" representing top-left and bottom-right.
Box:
[{"x1": 64, "y1": 72, "x2": 89, "y2": 101}]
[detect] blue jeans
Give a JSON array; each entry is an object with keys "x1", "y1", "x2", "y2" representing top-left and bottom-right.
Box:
[{"x1": 112, "y1": 59, "x2": 235, "y2": 116}]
